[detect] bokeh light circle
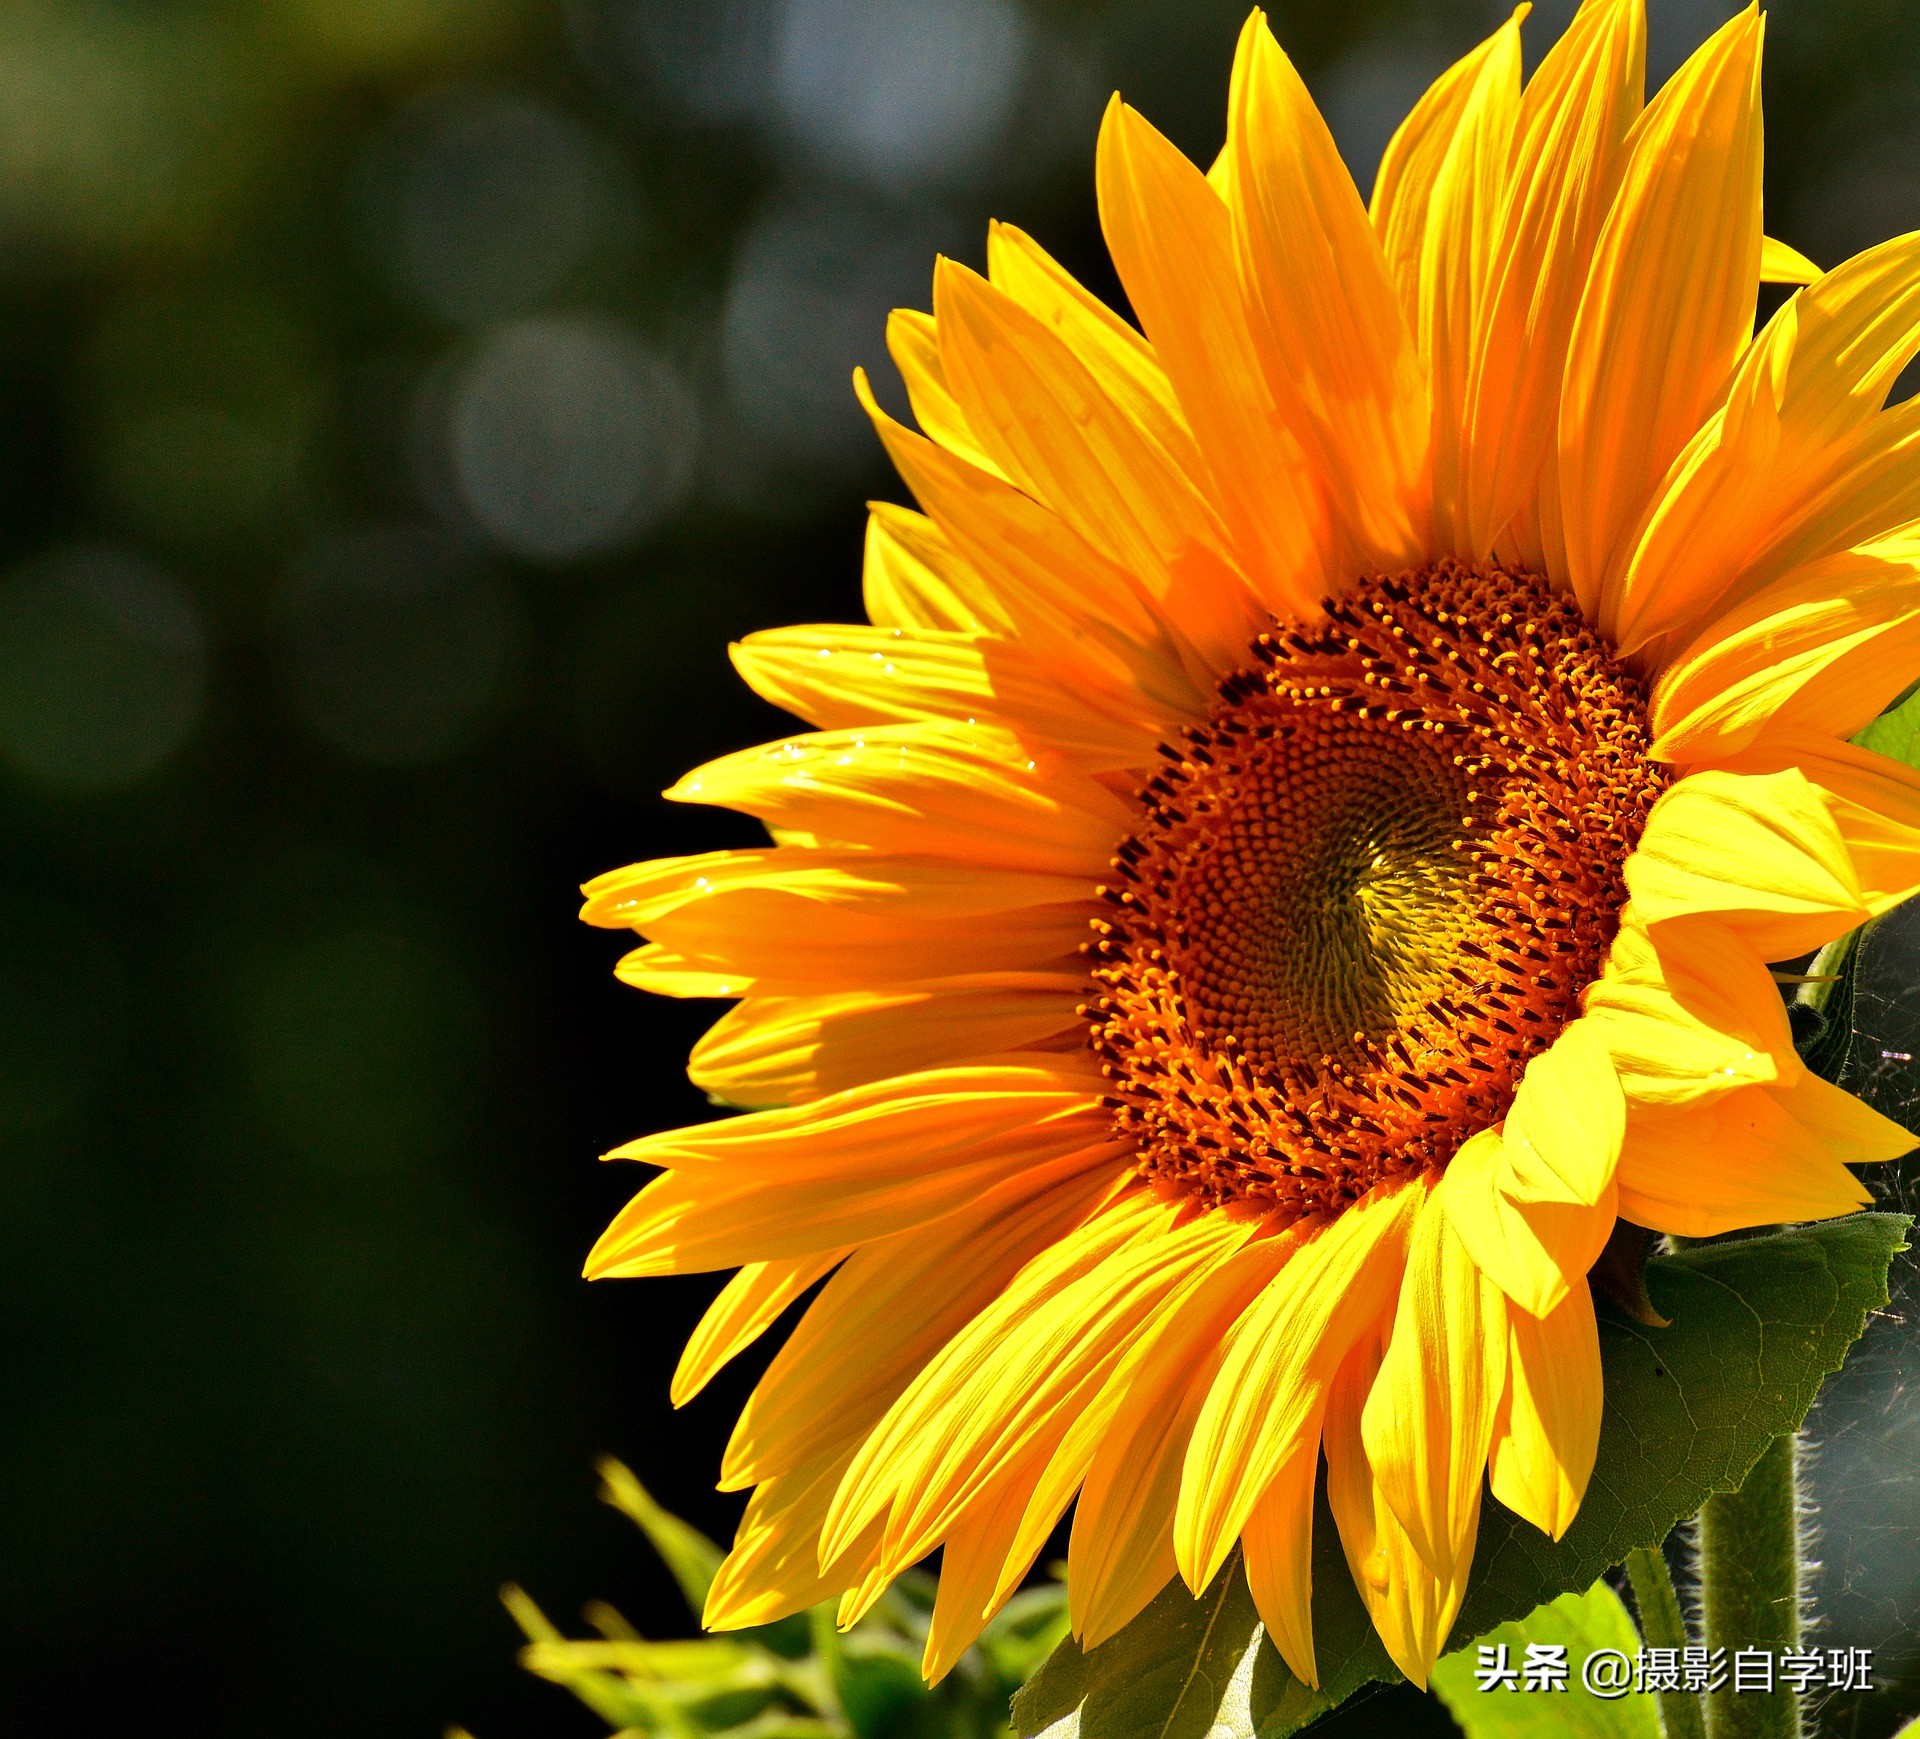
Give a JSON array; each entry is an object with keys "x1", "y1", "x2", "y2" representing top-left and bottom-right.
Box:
[
  {"x1": 774, "y1": 0, "x2": 1032, "y2": 192},
  {"x1": 721, "y1": 189, "x2": 954, "y2": 480},
  {"x1": 605, "y1": 0, "x2": 782, "y2": 125},
  {"x1": 358, "y1": 87, "x2": 630, "y2": 326},
  {"x1": 446, "y1": 314, "x2": 699, "y2": 562}
]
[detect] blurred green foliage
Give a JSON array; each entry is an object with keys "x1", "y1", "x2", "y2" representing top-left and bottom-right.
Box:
[
  {"x1": 3, "y1": 1, "x2": 1920, "y2": 1737},
  {"x1": 507, "y1": 1461, "x2": 1067, "y2": 1738}
]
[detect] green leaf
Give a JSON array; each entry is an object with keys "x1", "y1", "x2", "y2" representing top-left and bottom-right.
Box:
[
  {"x1": 1011, "y1": 1552, "x2": 1261, "y2": 1739},
  {"x1": 976, "y1": 1584, "x2": 1072, "y2": 1690},
  {"x1": 1008, "y1": 1620, "x2": 1088, "y2": 1731},
  {"x1": 825, "y1": 1648, "x2": 927, "y2": 1739},
  {"x1": 1852, "y1": 679, "x2": 1920, "y2": 767},
  {"x1": 1455, "y1": 1214, "x2": 1904, "y2": 1634},
  {"x1": 719, "y1": 1722, "x2": 842, "y2": 1739},
  {"x1": 599, "y1": 1456, "x2": 725, "y2": 1618},
  {"x1": 1012, "y1": 1215, "x2": 1908, "y2": 1739},
  {"x1": 809, "y1": 1604, "x2": 932, "y2": 1739},
  {"x1": 1430, "y1": 1582, "x2": 1660, "y2": 1739}
]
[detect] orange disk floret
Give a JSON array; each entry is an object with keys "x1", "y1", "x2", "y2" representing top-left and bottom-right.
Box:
[{"x1": 1085, "y1": 560, "x2": 1670, "y2": 1224}]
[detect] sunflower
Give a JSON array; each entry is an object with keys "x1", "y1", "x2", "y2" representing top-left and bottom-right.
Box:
[{"x1": 582, "y1": 0, "x2": 1920, "y2": 1691}]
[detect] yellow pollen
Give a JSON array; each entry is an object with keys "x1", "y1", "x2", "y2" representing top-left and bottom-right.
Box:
[{"x1": 1083, "y1": 560, "x2": 1669, "y2": 1225}]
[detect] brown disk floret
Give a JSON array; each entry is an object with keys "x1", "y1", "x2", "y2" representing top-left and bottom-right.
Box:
[{"x1": 1084, "y1": 560, "x2": 1669, "y2": 1224}]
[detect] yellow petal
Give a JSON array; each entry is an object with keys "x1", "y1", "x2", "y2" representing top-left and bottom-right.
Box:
[
  {"x1": 687, "y1": 974, "x2": 1081, "y2": 1110},
  {"x1": 1614, "y1": 1075, "x2": 1894, "y2": 1238},
  {"x1": 598, "y1": 846, "x2": 1097, "y2": 996},
  {"x1": 1369, "y1": 8, "x2": 1520, "y2": 287},
  {"x1": 646, "y1": 885, "x2": 1095, "y2": 993},
  {"x1": 1438, "y1": 1125, "x2": 1617, "y2": 1319},
  {"x1": 1580, "y1": 911, "x2": 1790, "y2": 1107},
  {"x1": 1563, "y1": 6, "x2": 1764, "y2": 619},
  {"x1": 607, "y1": 941, "x2": 753, "y2": 1000},
  {"x1": 587, "y1": 1063, "x2": 1112, "y2": 1278},
  {"x1": 723, "y1": 1159, "x2": 1124, "y2": 1491},
  {"x1": 1761, "y1": 234, "x2": 1822, "y2": 285},
  {"x1": 1462, "y1": 0, "x2": 1644, "y2": 564},
  {"x1": 810, "y1": 1189, "x2": 1164, "y2": 1555},
  {"x1": 1323, "y1": 1329, "x2": 1477, "y2": 1688},
  {"x1": 1361, "y1": 1189, "x2": 1508, "y2": 1579},
  {"x1": 1371, "y1": 9, "x2": 1524, "y2": 550},
  {"x1": 836, "y1": 1560, "x2": 894, "y2": 1631},
  {"x1": 1650, "y1": 530, "x2": 1920, "y2": 764},
  {"x1": 1061, "y1": 1231, "x2": 1303, "y2": 1647},
  {"x1": 1624, "y1": 768, "x2": 1869, "y2": 960},
  {"x1": 822, "y1": 1194, "x2": 1243, "y2": 1575},
  {"x1": 1095, "y1": 97, "x2": 1329, "y2": 618},
  {"x1": 1783, "y1": 1068, "x2": 1916, "y2": 1165},
  {"x1": 976, "y1": 637, "x2": 1185, "y2": 773},
  {"x1": 594, "y1": 1130, "x2": 1117, "y2": 1284},
  {"x1": 729, "y1": 623, "x2": 997, "y2": 732},
  {"x1": 1226, "y1": 11, "x2": 1430, "y2": 572},
  {"x1": 1501, "y1": 1019, "x2": 1625, "y2": 1206},
  {"x1": 585, "y1": 845, "x2": 1078, "y2": 935},
  {"x1": 861, "y1": 502, "x2": 1012, "y2": 636},
  {"x1": 581, "y1": 846, "x2": 760, "y2": 930},
  {"x1": 856, "y1": 367, "x2": 1209, "y2": 735},
  {"x1": 1488, "y1": 1281, "x2": 1601, "y2": 1540},
  {"x1": 1176, "y1": 1177, "x2": 1424, "y2": 1591},
  {"x1": 1241, "y1": 1429, "x2": 1322, "y2": 1688},
  {"x1": 671, "y1": 1249, "x2": 848, "y2": 1407},
  {"x1": 985, "y1": 218, "x2": 1209, "y2": 497},
  {"x1": 1609, "y1": 231, "x2": 1920, "y2": 654},
  {"x1": 921, "y1": 1447, "x2": 1056, "y2": 1683},
  {"x1": 932, "y1": 257, "x2": 1267, "y2": 679},
  {"x1": 1716, "y1": 728, "x2": 1920, "y2": 918},
  {"x1": 666, "y1": 719, "x2": 1130, "y2": 879},
  {"x1": 704, "y1": 1444, "x2": 875, "y2": 1630},
  {"x1": 886, "y1": 306, "x2": 1005, "y2": 479}
]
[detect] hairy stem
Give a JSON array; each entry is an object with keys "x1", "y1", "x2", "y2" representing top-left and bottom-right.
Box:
[
  {"x1": 1625, "y1": 1545, "x2": 1706, "y2": 1739},
  {"x1": 1697, "y1": 1433, "x2": 1804, "y2": 1739}
]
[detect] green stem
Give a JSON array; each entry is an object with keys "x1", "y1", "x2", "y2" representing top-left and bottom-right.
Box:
[
  {"x1": 1625, "y1": 1545, "x2": 1706, "y2": 1739},
  {"x1": 1697, "y1": 1433, "x2": 1804, "y2": 1739}
]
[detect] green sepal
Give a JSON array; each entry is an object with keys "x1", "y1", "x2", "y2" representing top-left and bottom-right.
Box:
[{"x1": 1793, "y1": 922, "x2": 1863, "y2": 1084}]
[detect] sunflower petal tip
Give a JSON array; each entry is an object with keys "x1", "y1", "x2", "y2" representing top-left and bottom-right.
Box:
[
  {"x1": 1170, "y1": 1518, "x2": 1223, "y2": 1600},
  {"x1": 1269, "y1": 1630, "x2": 1319, "y2": 1690}
]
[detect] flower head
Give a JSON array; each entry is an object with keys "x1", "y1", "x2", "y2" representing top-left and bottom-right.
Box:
[{"x1": 583, "y1": 0, "x2": 1920, "y2": 1689}]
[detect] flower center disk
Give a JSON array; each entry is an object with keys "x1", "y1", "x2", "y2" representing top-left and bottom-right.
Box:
[{"x1": 1086, "y1": 560, "x2": 1669, "y2": 1224}]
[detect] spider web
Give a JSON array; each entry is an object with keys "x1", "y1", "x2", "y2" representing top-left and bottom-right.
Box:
[{"x1": 1796, "y1": 896, "x2": 1920, "y2": 1738}]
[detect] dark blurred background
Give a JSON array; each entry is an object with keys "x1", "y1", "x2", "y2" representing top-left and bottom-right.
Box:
[{"x1": 3, "y1": 0, "x2": 1920, "y2": 1734}]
